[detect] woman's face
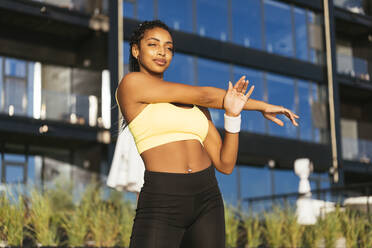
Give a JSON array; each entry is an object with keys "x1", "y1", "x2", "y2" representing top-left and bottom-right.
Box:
[{"x1": 132, "y1": 27, "x2": 174, "y2": 77}]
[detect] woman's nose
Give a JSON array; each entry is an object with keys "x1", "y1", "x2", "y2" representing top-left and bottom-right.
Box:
[{"x1": 157, "y1": 47, "x2": 166, "y2": 56}]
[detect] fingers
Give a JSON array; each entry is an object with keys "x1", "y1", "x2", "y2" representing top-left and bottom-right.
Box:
[
  {"x1": 228, "y1": 81, "x2": 233, "y2": 91},
  {"x1": 266, "y1": 114, "x2": 284, "y2": 126},
  {"x1": 283, "y1": 109, "x2": 299, "y2": 126},
  {"x1": 233, "y1": 75, "x2": 245, "y2": 90},
  {"x1": 245, "y1": 85, "x2": 255, "y2": 99},
  {"x1": 233, "y1": 75, "x2": 250, "y2": 94}
]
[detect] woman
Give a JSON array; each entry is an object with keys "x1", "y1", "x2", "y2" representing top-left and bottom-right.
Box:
[{"x1": 116, "y1": 20, "x2": 299, "y2": 248}]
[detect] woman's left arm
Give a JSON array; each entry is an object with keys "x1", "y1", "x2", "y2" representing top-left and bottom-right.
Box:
[
  {"x1": 204, "y1": 76, "x2": 299, "y2": 127},
  {"x1": 200, "y1": 80, "x2": 253, "y2": 175}
]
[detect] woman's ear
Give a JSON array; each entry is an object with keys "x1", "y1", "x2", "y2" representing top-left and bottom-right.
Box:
[{"x1": 132, "y1": 44, "x2": 139, "y2": 59}]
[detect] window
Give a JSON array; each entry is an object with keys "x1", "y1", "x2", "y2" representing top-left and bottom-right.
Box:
[
  {"x1": 1, "y1": 153, "x2": 26, "y2": 184},
  {"x1": 308, "y1": 12, "x2": 324, "y2": 65},
  {"x1": 294, "y1": 7, "x2": 309, "y2": 61},
  {"x1": 164, "y1": 53, "x2": 195, "y2": 85},
  {"x1": 298, "y1": 80, "x2": 313, "y2": 141},
  {"x1": 264, "y1": 0, "x2": 294, "y2": 57},
  {"x1": 197, "y1": 0, "x2": 228, "y2": 41},
  {"x1": 123, "y1": 0, "x2": 135, "y2": 18},
  {"x1": 158, "y1": 0, "x2": 193, "y2": 32},
  {"x1": 267, "y1": 73, "x2": 296, "y2": 139},
  {"x1": 232, "y1": 65, "x2": 265, "y2": 133},
  {"x1": 2, "y1": 58, "x2": 28, "y2": 116},
  {"x1": 197, "y1": 58, "x2": 230, "y2": 128},
  {"x1": 232, "y1": 0, "x2": 263, "y2": 49},
  {"x1": 123, "y1": 0, "x2": 154, "y2": 20}
]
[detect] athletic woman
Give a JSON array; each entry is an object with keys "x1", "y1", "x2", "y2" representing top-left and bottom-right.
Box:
[{"x1": 116, "y1": 20, "x2": 299, "y2": 248}]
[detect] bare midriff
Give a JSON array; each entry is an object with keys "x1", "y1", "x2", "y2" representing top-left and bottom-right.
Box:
[
  {"x1": 124, "y1": 102, "x2": 212, "y2": 174},
  {"x1": 140, "y1": 139, "x2": 212, "y2": 173}
]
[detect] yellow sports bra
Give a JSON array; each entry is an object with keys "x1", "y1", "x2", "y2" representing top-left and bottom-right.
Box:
[{"x1": 115, "y1": 90, "x2": 209, "y2": 154}]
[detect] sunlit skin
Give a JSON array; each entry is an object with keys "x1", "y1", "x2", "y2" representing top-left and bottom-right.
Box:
[{"x1": 117, "y1": 27, "x2": 299, "y2": 175}]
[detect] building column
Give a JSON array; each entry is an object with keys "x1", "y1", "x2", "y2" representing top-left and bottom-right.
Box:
[
  {"x1": 323, "y1": 0, "x2": 343, "y2": 184},
  {"x1": 108, "y1": 0, "x2": 123, "y2": 167}
]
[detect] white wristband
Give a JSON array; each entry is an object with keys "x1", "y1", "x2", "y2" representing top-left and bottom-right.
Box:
[{"x1": 224, "y1": 113, "x2": 241, "y2": 133}]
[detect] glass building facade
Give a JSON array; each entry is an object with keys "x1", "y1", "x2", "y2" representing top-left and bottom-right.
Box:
[{"x1": 2, "y1": 0, "x2": 372, "y2": 208}]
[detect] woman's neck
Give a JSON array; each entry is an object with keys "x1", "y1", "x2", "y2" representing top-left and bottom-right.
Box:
[{"x1": 140, "y1": 67, "x2": 163, "y2": 80}]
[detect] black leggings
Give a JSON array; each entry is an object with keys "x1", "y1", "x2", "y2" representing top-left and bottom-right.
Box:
[{"x1": 129, "y1": 165, "x2": 226, "y2": 248}]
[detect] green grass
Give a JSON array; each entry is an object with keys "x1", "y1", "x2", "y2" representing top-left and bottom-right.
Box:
[{"x1": 2, "y1": 183, "x2": 372, "y2": 248}]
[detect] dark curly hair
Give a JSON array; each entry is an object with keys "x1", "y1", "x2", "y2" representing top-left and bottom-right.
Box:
[
  {"x1": 129, "y1": 20, "x2": 174, "y2": 72},
  {"x1": 117, "y1": 20, "x2": 174, "y2": 133}
]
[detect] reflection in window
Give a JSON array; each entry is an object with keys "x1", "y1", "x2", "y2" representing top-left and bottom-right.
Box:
[
  {"x1": 197, "y1": 0, "x2": 228, "y2": 41},
  {"x1": 5, "y1": 58, "x2": 26, "y2": 77},
  {"x1": 164, "y1": 53, "x2": 195, "y2": 85},
  {"x1": 308, "y1": 12, "x2": 324, "y2": 65},
  {"x1": 267, "y1": 73, "x2": 296, "y2": 138},
  {"x1": 264, "y1": 0, "x2": 293, "y2": 57},
  {"x1": 232, "y1": 0, "x2": 262, "y2": 49},
  {"x1": 1, "y1": 153, "x2": 26, "y2": 184},
  {"x1": 158, "y1": 0, "x2": 193, "y2": 32},
  {"x1": 334, "y1": 0, "x2": 366, "y2": 15},
  {"x1": 217, "y1": 165, "x2": 308, "y2": 211},
  {"x1": 123, "y1": 0, "x2": 135, "y2": 18},
  {"x1": 123, "y1": 41, "x2": 130, "y2": 75},
  {"x1": 138, "y1": 0, "x2": 154, "y2": 20},
  {"x1": 216, "y1": 169, "x2": 238, "y2": 205},
  {"x1": 273, "y1": 169, "x2": 299, "y2": 195},
  {"x1": 2, "y1": 58, "x2": 29, "y2": 116},
  {"x1": 233, "y1": 66, "x2": 265, "y2": 133},
  {"x1": 197, "y1": 58, "x2": 230, "y2": 128},
  {"x1": 123, "y1": 0, "x2": 154, "y2": 20},
  {"x1": 294, "y1": 7, "x2": 308, "y2": 61},
  {"x1": 298, "y1": 80, "x2": 313, "y2": 141},
  {"x1": 5, "y1": 166, "x2": 24, "y2": 184}
]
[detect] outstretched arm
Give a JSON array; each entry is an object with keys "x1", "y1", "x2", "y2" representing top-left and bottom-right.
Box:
[
  {"x1": 117, "y1": 72, "x2": 298, "y2": 126},
  {"x1": 202, "y1": 75, "x2": 299, "y2": 126}
]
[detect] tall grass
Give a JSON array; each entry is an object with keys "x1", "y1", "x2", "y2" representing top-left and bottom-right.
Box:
[
  {"x1": 225, "y1": 204, "x2": 239, "y2": 248},
  {"x1": 318, "y1": 205, "x2": 342, "y2": 248},
  {"x1": 27, "y1": 189, "x2": 61, "y2": 247},
  {"x1": 241, "y1": 212, "x2": 262, "y2": 248},
  {"x1": 359, "y1": 215, "x2": 372, "y2": 247},
  {"x1": 2, "y1": 182, "x2": 372, "y2": 248},
  {"x1": 282, "y1": 207, "x2": 305, "y2": 248},
  {"x1": 301, "y1": 223, "x2": 322, "y2": 248},
  {"x1": 340, "y1": 209, "x2": 363, "y2": 248},
  {"x1": 0, "y1": 189, "x2": 25, "y2": 246},
  {"x1": 262, "y1": 206, "x2": 285, "y2": 247}
]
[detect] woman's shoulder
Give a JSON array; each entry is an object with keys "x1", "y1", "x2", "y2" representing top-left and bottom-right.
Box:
[
  {"x1": 196, "y1": 105, "x2": 211, "y2": 120},
  {"x1": 121, "y1": 72, "x2": 144, "y2": 86}
]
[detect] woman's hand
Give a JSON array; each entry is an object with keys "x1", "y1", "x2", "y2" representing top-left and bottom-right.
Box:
[
  {"x1": 223, "y1": 76, "x2": 254, "y2": 116},
  {"x1": 261, "y1": 104, "x2": 299, "y2": 126}
]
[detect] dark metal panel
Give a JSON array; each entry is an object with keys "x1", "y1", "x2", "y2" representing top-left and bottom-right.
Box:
[
  {"x1": 225, "y1": 130, "x2": 332, "y2": 172},
  {"x1": 123, "y1": 18, "x2": 325, "y2": 84},
  {"x1": 337, "y1": 74, "x2": 372, "y2": 91},
  {"x1": 0, "y1": 1, "x2": 107, "y2": 69},
  {"x1": 334, "y1": 7, "x2": 372, "y2": 28},
  {"x1": 343, "y1": 160, "x2": 372, "y2": 174},
  {"x1": 0, "y1": 36, "x2": 76, "y2": 67},
  {"x1": 0, "y1": 0, "x2": 91, "y2": 28},
  {"x1": 0, "y1": 114, "x2": 106, "y2": 149},
  {"x1": 108, "y1": 0, "x2": 119, "y2": 167},
  {"x1": 277, "y1": 0, "x2": 322, "y2": 12}
]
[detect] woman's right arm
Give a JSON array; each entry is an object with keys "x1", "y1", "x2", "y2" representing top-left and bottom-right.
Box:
[
  {"x1": 116, "y1": 72, "x2": 247, "y2": 108},
  {"x1": 117, "y1": 72, "x2": 214, "y2": 106}
]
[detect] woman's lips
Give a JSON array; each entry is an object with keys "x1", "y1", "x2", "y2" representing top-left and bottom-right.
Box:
[{"x1": 153, "y1": 59, "x2": 166, "y2": 66}]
